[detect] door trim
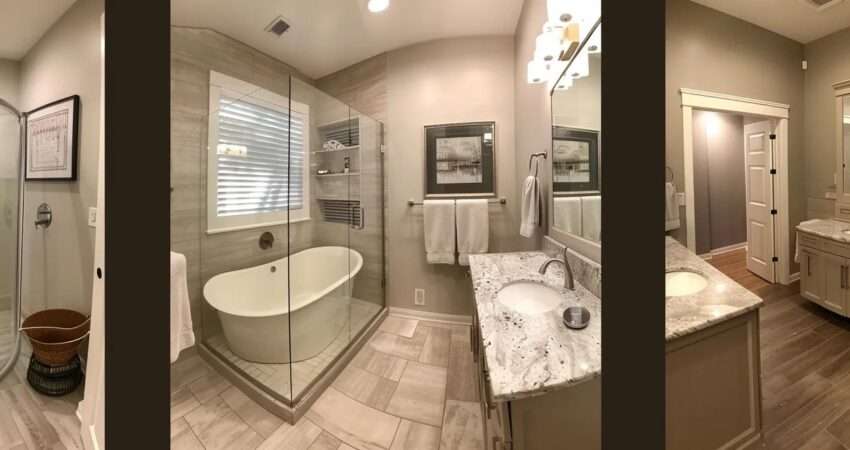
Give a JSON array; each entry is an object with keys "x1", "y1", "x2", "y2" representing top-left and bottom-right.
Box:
[{"x1": 680, "y1": 89, "x2": 792, "y2": 285}]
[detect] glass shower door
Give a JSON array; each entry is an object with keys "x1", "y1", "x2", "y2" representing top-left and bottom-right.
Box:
[{"x1": 0, "y1": 101, "x2": 21, "y2": 378}]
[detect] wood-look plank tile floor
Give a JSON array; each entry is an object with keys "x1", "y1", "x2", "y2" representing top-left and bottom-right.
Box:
[
  {"x1": 0, "y1": 369, "x2": 84, "y2": 450},
  {"x1": 171, "y1": 317, "x2": 484, "y2": 450},
  {"x1": 709, "y1": 248, "x2": 850, "y2": 449}
]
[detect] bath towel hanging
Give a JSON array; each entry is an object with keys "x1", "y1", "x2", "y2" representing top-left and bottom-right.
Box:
[
  {"x1": 457, "y1": 199, "x2": 489, "y2": 265},
  {"x1": 520, "y1": 156, "x2": 543, "y2": 238},
  {"x1": 424, "y1": 200, "x2": 456, "y2": 264}
]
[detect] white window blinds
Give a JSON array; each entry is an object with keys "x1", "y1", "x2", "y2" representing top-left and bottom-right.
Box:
[
  {"x1": 215, "y1": 95, "x2": 306, "y2": 216},
  {"x1": 207, "y1": 71, "x2": 310, "y2": 233}
]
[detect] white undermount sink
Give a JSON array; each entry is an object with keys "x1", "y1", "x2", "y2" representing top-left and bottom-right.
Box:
[
  {"x1": 666, "y1": 270, "x2": 708, "y2": 297},
  {"x1": 497, "y1": 281, "x2": 563, "y2": 314}
]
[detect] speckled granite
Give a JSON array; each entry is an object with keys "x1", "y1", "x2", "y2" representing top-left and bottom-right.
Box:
[
  {"x1": 468, "y1": 252, "x2": 601, "y2": 402},
  {"x1": 665, "y1": 237, "x2": 763, "y2": 341},
  {"x1": 543, "y1": 236, "x2": 602, "y2": 298},
  {"x1": 797, "y1": 218, "x2": 850, "y2": 242}
]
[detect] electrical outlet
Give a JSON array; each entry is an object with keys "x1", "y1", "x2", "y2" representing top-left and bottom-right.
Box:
[
  {"x1": 414, "y1": 288, "x2": 425, "y2": 306},
  {"x1": 88, "y1": 207, "x2": 97, "y2": 227}
]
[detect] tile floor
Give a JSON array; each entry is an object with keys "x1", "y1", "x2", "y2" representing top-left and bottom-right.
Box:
[
  {"x1": 0, "y1": 369, "x2": 84, "y2": 450},
  {"x1": 205, "y1": 299, "x2": 382, "y2": 402},
  {"x1": 171, "y1": 315, "x2": 484, "y2": 449}
]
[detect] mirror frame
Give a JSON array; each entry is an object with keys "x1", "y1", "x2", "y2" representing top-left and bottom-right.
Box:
[{"x1": 547, "y1": 18, "x2": 602, "y2": 263}]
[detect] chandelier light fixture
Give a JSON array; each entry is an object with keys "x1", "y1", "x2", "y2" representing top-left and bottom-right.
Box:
[{"x1": 528, "y1": 0, "x2": 600, "y2": 89}]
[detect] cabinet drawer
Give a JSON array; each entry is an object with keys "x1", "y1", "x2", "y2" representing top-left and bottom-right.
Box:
[
  {"x1": 798, "y1": 232, "x2": 821, "y2": 250},
  {"x1": 822, "y1": 240, "x2": 850, "y2": 259}
]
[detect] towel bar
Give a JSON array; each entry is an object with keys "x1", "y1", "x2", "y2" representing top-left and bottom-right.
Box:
[{"x1": 407, "y1": 197, "x2": 507, "y2": 206}]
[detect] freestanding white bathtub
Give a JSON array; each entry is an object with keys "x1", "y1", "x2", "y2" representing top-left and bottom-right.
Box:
[{"x1": 203, "y1": 246, "x2": 363, "y2": 363}]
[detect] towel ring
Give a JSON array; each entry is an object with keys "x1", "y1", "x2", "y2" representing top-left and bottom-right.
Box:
[
  {"x1": 529, "y1": 152, "x2": 547, "y2": 171},
  {"x1": 665, "y1": 166, "x2": 674, "y2": 182}
]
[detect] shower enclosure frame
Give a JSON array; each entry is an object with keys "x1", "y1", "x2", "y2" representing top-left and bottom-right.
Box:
[{"x1": 0, "y1": 97, "x2": 25, "y2": 381}]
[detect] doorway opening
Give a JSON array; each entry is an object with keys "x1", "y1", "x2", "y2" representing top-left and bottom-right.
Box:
[{"x1": 680, "y1": 89, "x2": 792, "y2": 285}]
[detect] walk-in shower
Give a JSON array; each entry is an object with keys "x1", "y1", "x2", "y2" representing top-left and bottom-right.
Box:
[
  {"x1": 170, "y1": 27, "x2": 386, "y2": 419},
  {"x1": 0, "y1": 98, "x2": 23, "y2": 382}
]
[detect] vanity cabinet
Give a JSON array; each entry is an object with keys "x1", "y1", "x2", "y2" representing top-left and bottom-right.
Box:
[
  {"x1": 472, "y1": 307, "x2": 601, "y2": 450},
  {"x1": 799, "y1": 232, "x2": 850, "y2": 316}
]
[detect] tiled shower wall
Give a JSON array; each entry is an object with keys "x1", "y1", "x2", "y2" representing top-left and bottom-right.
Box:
[
  {"x1": 170, "y1": 27, "x2": 386, "y2": 336},
  {"x1": 170, "y1": 27, "x2": 316, "y2": 335}
]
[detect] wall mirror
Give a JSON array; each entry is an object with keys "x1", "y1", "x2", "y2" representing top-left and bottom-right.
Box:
[
  {"x1": 549, "y1": 21, "x2": 601, "y2": 260},
  {"x1": 834, "y1": 80, "x2": 850, "y2": 219}
]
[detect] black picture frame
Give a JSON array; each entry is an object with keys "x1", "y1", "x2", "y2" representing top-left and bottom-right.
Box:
[
  {"x1": 25, "y1": 95, "x2": 80, "y2": 181},
  {"x1": 425, "y1": 122, "x2": 495, "y2": 197},
  {"x1": 552, "y1": 126, "x2": 599, "y2": 194}
]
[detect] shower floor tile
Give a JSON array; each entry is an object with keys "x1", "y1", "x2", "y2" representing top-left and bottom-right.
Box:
[
  {"x1": 205, "y1": 298, "x2": 382, "y2": 402},
  {"x1": 171, "y1": 314, "x2": 485, "y2": 449}
]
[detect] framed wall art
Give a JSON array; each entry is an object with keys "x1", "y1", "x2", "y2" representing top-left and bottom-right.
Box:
[
  {"x1": 25, "y1": 95, "x2": 80, "y2": 181},
  {"x1": 552, "y1": 126, "x2": 599, "y2": 194},
  {"x1": 424, "y1": 121, "x2": 495, "y2": 197}
]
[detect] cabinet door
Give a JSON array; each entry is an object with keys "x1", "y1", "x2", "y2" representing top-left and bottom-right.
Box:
[
  {"x1": 800, "y1": 248, "x2": 824, "y2": 304},
  {"x1": 821, "y1": 252, "x2": 848, "y2": 315}
]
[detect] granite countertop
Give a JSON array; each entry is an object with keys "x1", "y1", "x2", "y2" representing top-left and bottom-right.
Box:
[
  {"x1": 468, "y1": 251, "x2": 601, "y2": 402},
  {"x1": 665, "y1": 237, "x2": 763, "y2": 340},
  {"x1": 797, "y1": 218, "x2": 850, "y2": 242}
]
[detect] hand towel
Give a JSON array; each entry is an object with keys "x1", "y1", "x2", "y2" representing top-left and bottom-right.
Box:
[
  {"x1": 457, "y1": 199, "x2": 489, "y2": 266},
  {"x1": 581, "y1": 195, "x2": 601, "y2": 241},
  {"x1": 553, "y1": 197, "x2": 582, "y2": 235},
  {"x1": 424, "y1": 200, "x2": 456, "y2": 264},
  {"x1": 171, "y1": 251, "x2": 195, "y2": 363},
  {"x1": 520, "y1": 174, "x2": 541, "y2": 238},
  {"x1": 665, "y1": 182, "x2": 680, "y2": 231}
]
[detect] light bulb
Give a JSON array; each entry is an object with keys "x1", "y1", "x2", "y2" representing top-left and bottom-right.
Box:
[
  {"x1": 368, "y1": 0, "x2": 389, "y2": 13},
  {"x1": 568, "y1": 52, "x2": 589, "y2": 79},
  {"x1": 547, "y1": 0, "x2": 575, "y2": 25},
  {"x1": 527, "y1": 61, "x2": 547, "y2": 84}
]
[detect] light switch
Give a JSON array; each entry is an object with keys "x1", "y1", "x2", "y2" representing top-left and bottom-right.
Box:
[{"x1": 88, "y1": 207, "x2": 97, "y2": 227}]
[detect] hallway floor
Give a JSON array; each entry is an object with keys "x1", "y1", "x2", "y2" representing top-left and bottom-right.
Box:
[
  {"x1": 709, "y1": 249, "x2": 850, "y2": 449},
  {"x1": 170, "y1": 315, "x2": 484, "y2": 450}
]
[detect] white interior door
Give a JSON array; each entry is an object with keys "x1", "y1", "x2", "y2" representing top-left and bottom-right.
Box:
[{"x1": 743, "y1": 120, "x2": 776, "y2": 283}]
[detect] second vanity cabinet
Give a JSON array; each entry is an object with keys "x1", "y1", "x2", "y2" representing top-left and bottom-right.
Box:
[{"x1": 799, "y1": 232, "x2": 850, "y2": 316}]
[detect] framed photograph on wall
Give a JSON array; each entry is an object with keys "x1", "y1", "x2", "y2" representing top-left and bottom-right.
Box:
[
  {"x1": 25, "y1": 95, "x2": 80, "y2": 181},
  {"x1": 552, "y1": 126, "x2": 599, "y2": 194},
  {"x1": 425, "y1": 122, "x2": 495, "y2": 197}
]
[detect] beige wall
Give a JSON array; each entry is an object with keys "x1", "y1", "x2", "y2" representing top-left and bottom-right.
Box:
[
  {"x1": 385, "y1": 37, "x2": 519, "y2": 316},
  {"x1": 17, "y1": 0, "x2": 103, "y2": 315},
  {"x1": 513, "y1": 0, "x2": 550, "y2": 249},
  {"x1": 666, "y1": 0, "x2": 805, "y2": 273},
  {"x1": 319, "y1": 37, "x2": 520, "y2": 317},
  {"x1": 802, "y1": 27, "x2": 850, "y2": 219},
  {"x1": 0, "y1": 60, "x2": 18, "y2": 107},
  {"x1": 692, "y1": 111, "x2": 746, "y2": 254}
]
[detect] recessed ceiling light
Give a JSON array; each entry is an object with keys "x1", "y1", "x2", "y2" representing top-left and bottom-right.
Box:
[{"x1": 368, "y1": 0, "x2": 390, "y2": 13}]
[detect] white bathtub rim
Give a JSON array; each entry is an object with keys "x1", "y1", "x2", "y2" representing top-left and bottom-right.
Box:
[{"x1": 203, "y1": 246, "x2": 363, "y2": 318}]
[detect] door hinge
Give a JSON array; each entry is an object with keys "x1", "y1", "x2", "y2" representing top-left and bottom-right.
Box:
[
  {"x1": 769, "y1": 134, "x2": 776, "y2": 140},
  {"x1": 771, "y1": 209, "x2": 778, "y2": 215},
  {"x1": 772, "y1": 256, "x2": 779, "y2": 262},
  {"x1": 770, "y1": 169, "x2": 777, "y2": 175}
]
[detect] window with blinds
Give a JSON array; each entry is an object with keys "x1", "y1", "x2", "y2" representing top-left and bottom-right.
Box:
[{"x1": 207, "y1": 71, "x2": 310, "y2": 233}]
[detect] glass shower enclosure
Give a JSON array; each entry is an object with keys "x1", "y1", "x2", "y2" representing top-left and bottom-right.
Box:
[
  {"x1": 185, "y1": 69, "x2": 385, "y2": 410},
  {"x1": 0, "y1": 99, "x2": 22, "y2": 381}
]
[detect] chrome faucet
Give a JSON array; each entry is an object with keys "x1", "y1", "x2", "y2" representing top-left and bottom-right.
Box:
[{"x1": 538, "y1": 247, "x2": 575, "y2": 290}]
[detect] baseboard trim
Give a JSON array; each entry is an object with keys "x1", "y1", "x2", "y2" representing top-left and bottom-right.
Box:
[
  {"x1": 789, "y1": 272, "x2": 800, "y2": 283},
  {"x1": 388, "y1": 307, "x2": 472, "y2": 325}
]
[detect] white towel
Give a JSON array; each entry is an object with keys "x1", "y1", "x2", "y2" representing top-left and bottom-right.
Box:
[
  {"x1": 424, "y1": 200, "x2": 456, "y2": 264},
  {"x1": 581, "y1": 196, "x2": 601, "y2": 241},
  {"x1": 554, "y1": 197, "x2": 582, "y2": 235},
  {"x1": 665, "y1": 182, "x2": 680, "y2": 231},
  {"x1": 457, "y1": 199, "x2": 489, "y2": 266},
  {"x1": 171, "y1": 251, "x2": 195, "y2": 363},
  {"x1": 520, "y1": 174, "x2": 541, "y2": 238}
]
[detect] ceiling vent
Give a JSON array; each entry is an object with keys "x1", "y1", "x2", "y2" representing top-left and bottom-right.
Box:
[
  {"x1": 799, "y1": 0, "x2": 844, "y2": 12},
  {"x1": 265, "y1": 16, "x2": 291, "y2": 37}
]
